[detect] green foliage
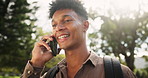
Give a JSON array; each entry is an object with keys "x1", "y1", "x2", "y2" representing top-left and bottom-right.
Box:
[
  {"x1": 135, "y1": 67, "x2": 148, "y2": 78},
  {"x1": 0, "y1": 0, "x2": 38, "y2": 73},
  {"x1": 35, "y1": 27, "x2": 52, "y2": 41},
  {"x1": 88, "y1": 5, "x2": 148, "y2": 71},
  {"x1": 42, "y1": 54, "x2": 65, "y2": 73},
  {"x1": 0, "y1": 76, "x2": 19, "y2": 78},
  {"x1": 0, "y1": 67, "x2": 19, "y2": 74},
  {"x1": 88, "y1": 32, "x2": 99, "y2": 52},
  {"x1": 143, "y1": 55, "x2": 148, "y2": 61},
  {"x1": 45, "y1": 54, "x2": 65, "y2": 68},
  {"x1": 99, "y1": 13, "x2": 148, "y2": 70}
]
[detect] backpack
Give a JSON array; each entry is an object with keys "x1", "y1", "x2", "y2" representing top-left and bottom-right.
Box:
[
  {"x1": 103, "y1": 57, "x2": 124, "y2": 78},
  {"x1": 45, "y1": 57, "x2": 124, "y2": 78}
]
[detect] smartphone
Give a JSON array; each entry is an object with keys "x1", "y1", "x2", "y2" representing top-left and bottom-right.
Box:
[
  {"x1": 48, "y1": 37, "x2": 59, "y2": 56},
  {"x1": 42, "y1": 37, "x2": 59, "y2": 56}
]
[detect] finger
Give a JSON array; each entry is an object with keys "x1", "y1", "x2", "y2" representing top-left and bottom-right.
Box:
[
  {"x1": 43, "y1": 50, "x2": 52, "y2": 55},
  {"x1": 41, "y1": 49, "x2": 52, "y2": 55},
  {"x1": 41, "y1": 35, "x2": 54, "y2": 41},
  {"x1": 37, "y1": 41, "x2": 51, "y2": 51}
]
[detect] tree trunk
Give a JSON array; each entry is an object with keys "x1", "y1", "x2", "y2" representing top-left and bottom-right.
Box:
[{"x1": 125, "y1": 54, "x2": 135, "y2": 71}]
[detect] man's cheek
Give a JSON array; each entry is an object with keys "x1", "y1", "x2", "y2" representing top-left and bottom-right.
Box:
[{"x1": 52, "y1": 30, "x2": 56, "y2": 36}]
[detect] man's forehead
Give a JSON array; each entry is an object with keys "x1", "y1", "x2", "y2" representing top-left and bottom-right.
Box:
[
  {"x1": 52, "y1": 15, "x2": 73, "y2": 23},
  {"x1": 52, "y1": 10, "x2": 78, "y2": 22},
  {"x1": 52, "y1": 15, "x2": 72, "y2": 20}
]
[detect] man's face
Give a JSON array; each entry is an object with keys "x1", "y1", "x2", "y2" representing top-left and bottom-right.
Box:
[{"x1": 52, "y1": 9, "x2": 87, "y2": 50}]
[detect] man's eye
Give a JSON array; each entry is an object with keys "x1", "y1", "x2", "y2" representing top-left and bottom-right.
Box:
[
  {"x1": 52, "y1": 24, "x2": 56, "y2": 27},
  {"x1": 63, "y1": 20, "x2": 72, "y2": 24}
]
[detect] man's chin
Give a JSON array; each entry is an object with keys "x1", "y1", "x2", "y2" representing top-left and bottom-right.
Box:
[
  {"x1": 60, "y1": 46, "x2": 71, "y2": 51},
  {"x1": 59, "y1": 45, "x2": 66, "y2": 50}
]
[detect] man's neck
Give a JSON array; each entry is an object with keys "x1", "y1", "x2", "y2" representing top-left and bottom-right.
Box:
[
  {"x1": 65, "y1": 44, "x2": 90, "y2": 78},
  {"x1": 65, "y1": 45, "x2": 90, "y2": 66}
]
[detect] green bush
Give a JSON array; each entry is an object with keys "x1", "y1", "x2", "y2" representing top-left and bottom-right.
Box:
[
  {"x1": 0, "y1": 76, "x2": 19, "y2": 78},
  {"x1": 135, "y1": 67, "x2": 148, "y2": 78}
]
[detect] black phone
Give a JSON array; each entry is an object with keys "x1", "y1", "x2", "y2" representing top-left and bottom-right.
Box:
[
  {"x1": 48, "y1": 37, "x2": 59, "y2": 56},
  {"x1": 42, "y1": 37, "x2": 59, "y2": 56}
]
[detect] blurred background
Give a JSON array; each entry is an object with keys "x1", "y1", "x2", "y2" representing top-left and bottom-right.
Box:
[{"x1": 0, "y1": 0, "x2": 148, "y2": 78}]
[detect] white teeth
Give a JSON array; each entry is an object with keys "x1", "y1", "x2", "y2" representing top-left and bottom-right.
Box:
[{"x1": 58, "y1": 35, "x2": 69, "y2": 39}]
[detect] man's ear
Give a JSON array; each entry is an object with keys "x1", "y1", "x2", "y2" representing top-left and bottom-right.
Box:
[{"x1": 83, "y1": 20, "x2": 89, "y2": 32}]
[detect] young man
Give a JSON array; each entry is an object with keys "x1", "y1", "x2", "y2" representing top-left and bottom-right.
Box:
[{"x1": 21, "y1": 0, "x2": 136, "y2": 78}]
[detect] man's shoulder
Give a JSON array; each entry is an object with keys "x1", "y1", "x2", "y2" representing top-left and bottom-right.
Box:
[
  {"x1": 121, "y1": 64, "x2": 131, "y2": 71},
  {"x1": 121, "y1": 64, "x2": 136, "y2": 78}
]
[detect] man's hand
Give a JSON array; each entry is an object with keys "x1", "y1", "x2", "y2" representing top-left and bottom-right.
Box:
[{"x1": 30, "y1": 35, "x2": 54, "y2": 67}]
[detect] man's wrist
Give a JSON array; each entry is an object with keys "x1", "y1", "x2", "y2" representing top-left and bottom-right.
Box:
[{"x1": 30, "y1": 60, "x2": 45, "y2": 68}]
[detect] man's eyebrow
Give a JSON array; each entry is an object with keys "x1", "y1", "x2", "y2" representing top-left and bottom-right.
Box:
[
  {"x1": 52, "y1": 15, "x2": 73, "y2": 23},
  {"x1": 63, "y1": 15, "x2": 72, "y2": 18}
]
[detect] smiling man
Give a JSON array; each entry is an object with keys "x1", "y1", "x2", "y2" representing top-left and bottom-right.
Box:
[{"x1": 21, "y1": 0, "x2": 136, "y2": 78}]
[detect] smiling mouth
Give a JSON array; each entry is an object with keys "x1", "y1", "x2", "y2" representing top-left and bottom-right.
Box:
[{"x1": 57, "y1": 34, "x2": 70, "y2": 40}]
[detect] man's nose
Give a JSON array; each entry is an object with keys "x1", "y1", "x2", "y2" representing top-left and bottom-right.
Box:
[{"x1": 55, "y1": 24, "x2": 66, "y2": 31}]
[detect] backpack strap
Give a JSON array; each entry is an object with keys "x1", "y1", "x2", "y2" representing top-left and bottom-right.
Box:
[
  {"x1": 45, "y1": 66, "x2": 59, "y2": 78},
  {"x1": 112, "y1": 58, "x2": 124, "y2": 78},
  {"x1": 103, "y1": 57, "x2": 115, "y2": 78},
  {"x1": 103, "y1": 57, "x2": 124, "y2": 78}
]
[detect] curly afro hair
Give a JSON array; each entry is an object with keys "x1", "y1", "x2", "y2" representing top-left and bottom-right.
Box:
[{"x1": 49, "y1": 0, "x2": 88, "y2": 20}]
